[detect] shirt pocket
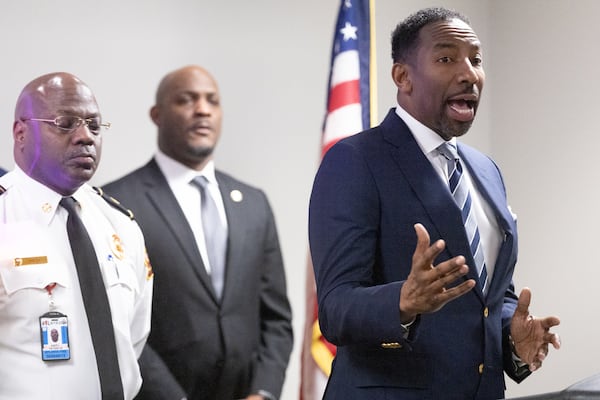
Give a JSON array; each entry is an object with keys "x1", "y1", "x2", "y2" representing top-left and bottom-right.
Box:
[
  {"x1": 102, "y1": 256, "x2": 139, "y2": 295},
  {"x1": 0, "y1": 222, "x2": 69, "y2": 295}
]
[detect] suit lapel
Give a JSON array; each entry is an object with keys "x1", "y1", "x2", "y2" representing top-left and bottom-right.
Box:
[
  {"x1": 215, "y1": 172, "x2": 246, "y2": 303},
  {"x1": 459, "y1": 147, "x2": 516, "y2": 297},
  {"x1": 381, "y1": 110, "x2": 485, "y2": 300},
  {"x1": 143, "y1": 160, "x2": 218, "y2": 301}
]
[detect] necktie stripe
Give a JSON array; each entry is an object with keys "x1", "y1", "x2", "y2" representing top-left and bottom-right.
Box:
[{"x1": 438, "y1": 143, "x2": 489, "y2": 295}]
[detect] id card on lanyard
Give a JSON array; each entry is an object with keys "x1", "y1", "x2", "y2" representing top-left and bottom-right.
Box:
[{"x1": 39, "y1": 282, "x2": 70, "y2": 360}]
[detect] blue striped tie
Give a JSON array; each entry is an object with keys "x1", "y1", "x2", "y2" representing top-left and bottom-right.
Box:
[{"x1": 438, "y1": 142, "x2": 489, "y2": 294}]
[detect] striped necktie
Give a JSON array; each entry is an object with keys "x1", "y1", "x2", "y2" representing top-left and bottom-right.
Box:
[{"x1": 437, "y1": 142, "x2": 489, "y2": 294}]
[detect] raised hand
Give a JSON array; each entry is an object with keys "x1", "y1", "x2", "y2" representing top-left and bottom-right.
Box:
[
  {"x1": 399, "y1": 223, "x2": 476, "y2": 322},
  {"x1": 510, "y1": 287, "x2": 560, "y2": 371}
]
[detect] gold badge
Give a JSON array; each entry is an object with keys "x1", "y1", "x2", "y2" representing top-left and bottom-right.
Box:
[
  {"x1": 144, "y1": 248, "x2": 153, "y2": 280},
  {"x1": 110, "y1": 234, "x2": 125, "y2": 260},
  {"x1": 230, "y1": 190, "x2": 243, "y2": 202}
]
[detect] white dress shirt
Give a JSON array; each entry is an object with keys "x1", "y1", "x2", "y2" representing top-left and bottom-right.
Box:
[
  {"x1": 154, "y1": 150, "x2": 228, "y2": 275},
  {"x1": 395, "y1": 105, "x2": 503, "y2": 282},
  {"x1": 0, "y1": 167, "x2": 152, "y2": 400}
]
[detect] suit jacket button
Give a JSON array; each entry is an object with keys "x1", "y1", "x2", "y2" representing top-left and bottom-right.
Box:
[
  {"x1": 483, "y1": 307, "x2": 489, "y2": 318},
  {"x1": 478, "y1": 363, "x2": 484, "y2": 374}
]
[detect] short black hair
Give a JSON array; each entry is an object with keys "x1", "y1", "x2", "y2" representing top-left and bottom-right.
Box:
[{"x1": 391, "y1": 7, "x2": 470, "y2": 63}]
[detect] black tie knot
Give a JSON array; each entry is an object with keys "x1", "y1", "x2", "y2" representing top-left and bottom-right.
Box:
[{"x1": 60, "y1": 196, "x2": 78, "y2": 214}]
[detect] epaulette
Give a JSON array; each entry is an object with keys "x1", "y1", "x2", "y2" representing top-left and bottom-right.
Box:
[
  {"x1": 93, "y1": 186, "x2": 135, "y2": 220},
  {"x1": 0, "y1": 185, "x2": 6, "y2": 195}
]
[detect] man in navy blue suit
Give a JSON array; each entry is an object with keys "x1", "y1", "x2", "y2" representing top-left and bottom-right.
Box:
[{"x1": 309, "y1": 7, "x2": 560, "y2": 399}]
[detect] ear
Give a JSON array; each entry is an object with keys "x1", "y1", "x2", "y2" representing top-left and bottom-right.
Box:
[
  {"x1": 392, "y1": 63, "x2": 412, "y2": 94},
  {"x1": 149, "y1": 105, "x2": 160, "y2": 125},
  {"x1": 13, "y1": 120, "x2": 26, "y2": 144}
]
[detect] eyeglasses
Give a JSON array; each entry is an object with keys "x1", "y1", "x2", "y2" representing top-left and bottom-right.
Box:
[{"x1": 21, "y1": 116, "x2": 111, "y2": 135}]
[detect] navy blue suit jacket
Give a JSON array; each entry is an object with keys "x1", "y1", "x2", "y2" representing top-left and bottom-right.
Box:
[
  {"x1": 0, "y1": 168, "x2": 6, "y2": 177},
  {"x1": 309, "y1": 109, "x2": 527, "y2": 399}
]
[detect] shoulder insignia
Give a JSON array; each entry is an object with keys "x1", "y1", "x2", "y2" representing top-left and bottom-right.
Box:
[
  {"x1": 94, "y1": 186, "x2": 135, "y2": 220},
  {"x1": 0, "y1": 185, "x2": 5, "y2": 195}
]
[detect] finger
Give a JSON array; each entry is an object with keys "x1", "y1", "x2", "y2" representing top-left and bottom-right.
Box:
[
  {"x1": 541, "y1": 316, "x2": 561, "y2": 330},
  {"x1": 413, "y1": 223, "x2": 431, "y2": 255},
  {"x1": 435, "y1": 279, "x2": 476, "y2": 302},
  {"x1": 537, "y1": 343, "x2": 548, "y2": 362},
  {"x1": 434, "y1": 255, "x2": 468, "y2": 278},
  {"x1": 413, "y1": 224, "x2": 445, "y2": 268},
  {"x1": 430, "y1": 258, "x2": 469, "y2": 291},
  {"x1": 515, "y1": 287, "x2": 532, "y2": 316},
  {"x1": 549, "y1": 333, "x2": 561, "y2": 349}
]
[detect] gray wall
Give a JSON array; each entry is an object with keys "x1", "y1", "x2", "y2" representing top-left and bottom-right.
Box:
[{"x1": 0, "y1": 1, "x2": 592, "y2": 398}]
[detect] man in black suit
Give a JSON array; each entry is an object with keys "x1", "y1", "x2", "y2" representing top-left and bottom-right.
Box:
[{"x1": 103, "y1": 65, "x2": 293, "y2": 400}]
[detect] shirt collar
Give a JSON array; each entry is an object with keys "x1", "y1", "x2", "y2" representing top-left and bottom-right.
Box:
[
  {"x1": 395, "y1": 103, "x2": 456, "y2": 155},
  {"x1": 11, "y1": 165, "x2": 90, "y2": 225},
  {"x1": 155, "y1": 149, "x2": 218, "y2": 187}
]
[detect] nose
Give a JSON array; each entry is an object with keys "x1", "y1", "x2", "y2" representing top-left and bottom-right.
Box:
[
  {"x1": 458, "y1": 58, "x2": 481, "y2": 85},
  {"x1": 71, "y1": 123, "x2": 96, "y2": 145},
  {"x1": 193, "y1": 97, "x2": 212, "y2": 116}
]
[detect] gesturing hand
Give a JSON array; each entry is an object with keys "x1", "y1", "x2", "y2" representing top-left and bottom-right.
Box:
[
  {"x1": 510, "y1": 287, "x2": 561, "y2": 371},
  {"x1": 399, "y1": 223, "x2": 476, "y2": 322}
]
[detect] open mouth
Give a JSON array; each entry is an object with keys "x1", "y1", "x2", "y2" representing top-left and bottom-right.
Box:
[{"x1": 447, "y1": 99, "x2": 477, "y2": 122}]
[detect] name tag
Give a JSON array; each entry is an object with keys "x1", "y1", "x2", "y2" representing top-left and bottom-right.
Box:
[{"x1": 14, "y1": 256, "x2": 48, "y2": 267}]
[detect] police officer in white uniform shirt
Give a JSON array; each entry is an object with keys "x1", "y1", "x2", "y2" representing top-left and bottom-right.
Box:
[{"x1": 0, "y1": 72, "x2": 153, "y2": 399}]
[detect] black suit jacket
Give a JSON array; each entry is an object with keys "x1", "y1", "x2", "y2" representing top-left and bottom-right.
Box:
[{"x1": 103, "y1": 159, "x2": 293, "y2": 400}]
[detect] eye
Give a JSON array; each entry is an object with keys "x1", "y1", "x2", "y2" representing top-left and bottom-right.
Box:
[
  {"x1": 86, "y1": 117, "x2": 102, "y2": 132},
  {"x1": 174, "y1": 94, "x2": 193, "y2": 105},
  {"x1": 55, "y1": 116, "x2": 80, "y2": 130},
  {"x1": 472, "y1": 55, "x2": 483, "y2": 67},
  {"x1": 438, "y1": 56, "x2": 452, "y2": 64}
]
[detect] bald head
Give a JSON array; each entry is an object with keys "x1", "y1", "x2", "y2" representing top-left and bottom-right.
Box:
[
  {"x1": 15, "y1": 72, "x2": 97, "y2": 121},
  {"x1": 13, "y1": 72, "x2": 103, "y2": 195},
  {"x1": 154, "y1": 65, "x2": 218, "y2": 105},
  {"x1": 151, "y1": 65, "x2": 223, "y2": 171}
]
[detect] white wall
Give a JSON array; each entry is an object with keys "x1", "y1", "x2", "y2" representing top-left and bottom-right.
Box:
[
  {"x1": 0, "y1": 1, "x2": 592, "y2": 398},
  {"x1": 489, "y1": 0, "x2": 600, "y2": 397}
]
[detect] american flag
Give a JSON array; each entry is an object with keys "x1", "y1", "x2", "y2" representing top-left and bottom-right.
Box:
[{"x1": 300, "y1": 1, "x2": 376, "y2": 398}]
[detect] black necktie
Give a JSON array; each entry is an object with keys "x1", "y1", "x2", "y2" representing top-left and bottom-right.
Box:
[{"x1": 60, "y1": 197, "x2": 124, "y2": 399}]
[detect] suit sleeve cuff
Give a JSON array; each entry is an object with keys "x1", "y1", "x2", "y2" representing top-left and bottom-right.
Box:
[{"x1": 256, "y1": 389, "x2": 277, "y2": 400}]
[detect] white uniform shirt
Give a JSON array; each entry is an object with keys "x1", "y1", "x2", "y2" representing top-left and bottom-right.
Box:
[{"x1": 0, "y1": 167, "x2": 153, "y2": 400}]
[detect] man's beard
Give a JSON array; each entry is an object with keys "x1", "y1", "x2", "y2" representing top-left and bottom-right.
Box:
[
  {"x1": 187, "y1": 145, "x2": 214, "y2": 160},
  {"x1": 438, "y1": 115, "x2": 474, "y2": 140}
]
